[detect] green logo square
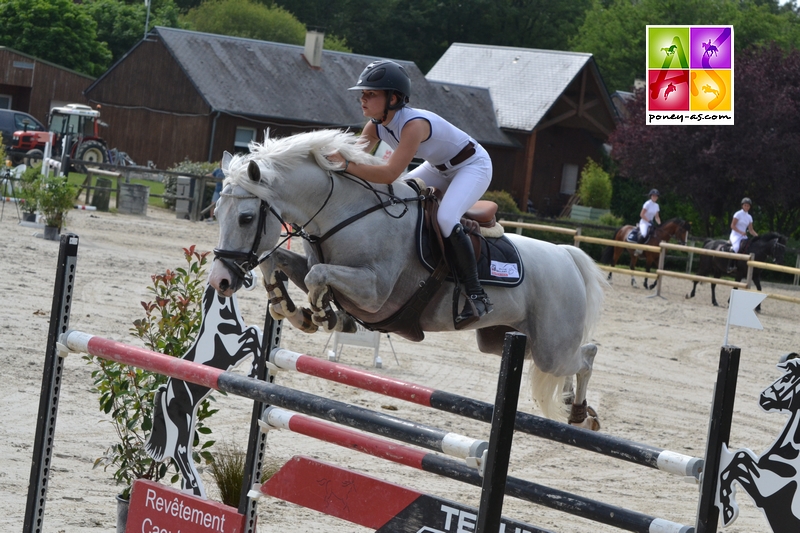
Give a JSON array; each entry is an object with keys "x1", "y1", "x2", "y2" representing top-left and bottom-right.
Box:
[{"x1": 648, "y1": 26, "x2": 690, "y2": 69}]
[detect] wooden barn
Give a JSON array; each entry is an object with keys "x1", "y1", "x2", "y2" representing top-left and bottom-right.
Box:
[
  {"x1": 427, "y1": 43, "x2": 618, "y2": 216},
  {"x1": 0, "y1": 47, "x2": 93, "y2": 122},
  {"x1": 84, "y1": 27, "x2": 514, "y2": 169}
]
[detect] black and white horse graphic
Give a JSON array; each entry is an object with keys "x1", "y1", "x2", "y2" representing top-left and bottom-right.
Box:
[
  {"x1": 717, "y1": 356, "x2": 800, "y2": 532},
  {"x1": 145, "y1": 284, "x2": 262, "y2": 497}
]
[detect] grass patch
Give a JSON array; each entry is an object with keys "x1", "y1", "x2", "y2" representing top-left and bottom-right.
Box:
[{"x1": 66, "y1": 172, "x2": 167, "y2": 208}]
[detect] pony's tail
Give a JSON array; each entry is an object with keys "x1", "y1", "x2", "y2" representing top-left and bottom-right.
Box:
[
  {"x1": 564, "y1": 245, "x2": 607, "y2": 344},
  {"x1": 530, "y1": 246, "x2": 607, "y2": 420},
  {"x1": 144, "y1": 385, "x2": 169, "y2": 461}
]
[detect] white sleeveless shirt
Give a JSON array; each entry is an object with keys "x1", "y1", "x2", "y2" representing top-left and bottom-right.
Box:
[{"x1": 375, "y1": 106, "x2": 472, "y2": 167}]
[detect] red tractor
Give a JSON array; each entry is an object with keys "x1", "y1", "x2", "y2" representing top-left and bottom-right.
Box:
[{"x1": 10, "y1": 103, "x2": 109, "y2": 170}]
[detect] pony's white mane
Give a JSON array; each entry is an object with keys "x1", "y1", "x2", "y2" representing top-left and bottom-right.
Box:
[{"x1": 225, "y1": 129, "x2": 383, "y2": 195}]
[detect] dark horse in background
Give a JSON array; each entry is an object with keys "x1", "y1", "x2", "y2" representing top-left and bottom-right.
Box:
[
  {"x1": 717, "y1": 356, "x2": 800, "y2": 531},
  {"x1": 602, "y1": 218, "x2": 692, "y2": 290},
  {"x1": 685, "y1": 232, "x2": 786, "y2": 311}
]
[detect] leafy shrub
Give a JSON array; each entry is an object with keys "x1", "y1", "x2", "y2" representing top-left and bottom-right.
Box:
[
  {"x1": 598, "y1": 212, "x2": 624, "y2": 227},
  {"x1": 163, "y1": 159, "x2": 218, "y2": 209},
  {"x1": 482, "y1": 190, "x2": 521, "y2": 215},
  {"x1": 578, "y1": 158, "x2": 612, "y2": 209},
  {"x1": 86, "y1": 246, "x2": 216, "y2": 499}
]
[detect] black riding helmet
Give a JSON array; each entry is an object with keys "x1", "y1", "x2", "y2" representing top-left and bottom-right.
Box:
[{"x1": 349, "y1": 60, "x2": 411, "y2": 123}]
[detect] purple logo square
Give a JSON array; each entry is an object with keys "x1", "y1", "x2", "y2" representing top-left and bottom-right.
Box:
[{"x1": 690, "y1": 27, "x2": 732, "y2": 69}]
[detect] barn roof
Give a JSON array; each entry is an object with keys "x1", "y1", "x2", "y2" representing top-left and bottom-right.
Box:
[
  {"x1": 426, "y1": 43, "x2": 615, "y2": 133},
  {"x1": 120, "y1": 28, "x2": 514, "y2": 147}
]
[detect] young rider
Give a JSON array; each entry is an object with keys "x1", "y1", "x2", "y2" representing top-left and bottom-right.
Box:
[
  {"x1": 329, "y1": 60, "x2": 493, "y2": 328},
  {"x1": 635, "y1": 189, "x2": 661, "y2": 255},
  {"x1": 728, "y1": 197, "x2": 757, "y2": 272}
]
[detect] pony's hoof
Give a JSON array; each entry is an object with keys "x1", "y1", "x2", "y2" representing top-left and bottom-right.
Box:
[
  {"x1": 567, "y1": 401, "x2": 601, "y2": 431},
  {"x1": 570, "y1": 415, "x2": 601, "y2": 431}
]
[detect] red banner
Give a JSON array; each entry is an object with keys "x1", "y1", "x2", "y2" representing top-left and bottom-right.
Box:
[{"x1": 126, "y1": 480, "x2": 245, "y2": 533}]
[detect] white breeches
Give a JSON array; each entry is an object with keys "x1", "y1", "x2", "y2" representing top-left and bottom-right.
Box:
[
  {"x1": 406, "y1": 145, "x2": 492, "y2": 238},
  {"x1": 638, "y1": 220, "x2": 651, "y2": 239},
  {"x1": 730, "y1": 233, "x2": 747, "y2": 253}
]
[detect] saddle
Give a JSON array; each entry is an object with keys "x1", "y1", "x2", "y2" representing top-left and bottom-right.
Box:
[{"x1": 361, "y1": 183, "x2": 518, "y2": 342}]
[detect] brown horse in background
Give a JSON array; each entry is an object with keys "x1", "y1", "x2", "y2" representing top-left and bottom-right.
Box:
[{"x1": 602, "y1": 218, "x2": 692, "y2": 290}]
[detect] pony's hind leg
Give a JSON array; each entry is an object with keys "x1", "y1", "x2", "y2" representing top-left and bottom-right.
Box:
[{"x1": 567, "y1": 343, "x2": 601, "y2": 431}]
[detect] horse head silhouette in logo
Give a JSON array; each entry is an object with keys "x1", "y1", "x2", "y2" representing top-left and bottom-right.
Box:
[
  {"x1": 661, "y1": 44, "x2": 677, "y2": 56},
  {"x1": 717, "y1": 354, "x2": 800, "y2": 532},
  {"x1": 144, "y1": 283, "x2": 263, "y2": 497},
  {"x1": 702, "y1": 39, "x2": 719, "y2": 57}
]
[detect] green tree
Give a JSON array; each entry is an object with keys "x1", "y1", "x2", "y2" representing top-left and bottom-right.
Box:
[
  {"x1": 578, "y1": 158, "x2": 612, "y2": 209},
  {"x1": 572, "y1": 0, "x2": 800, "y2": 92},
  {"x1": 274, "y1": 0, "x2": 591, "y2": 72},
  {"x1": 83, "y1": 0, "x2": 184, "y2": 64},
  {"x1": 0, "y1": 0, "x2": 112, "y2": 76},
  {"x1": 182, "y1": 0, "x2": 306, "y2": 43}
]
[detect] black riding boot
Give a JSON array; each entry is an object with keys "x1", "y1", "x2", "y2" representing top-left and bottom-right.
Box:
[{"x1": 445, "y1": 224, "x2": 493, "y2": 329}]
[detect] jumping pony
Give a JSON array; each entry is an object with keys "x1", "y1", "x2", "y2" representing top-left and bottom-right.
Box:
[
  {"x1": 207, "y1": 130, "x2": 607, "y2": 429},
  {"x1": 602, "y1": 218, "x2": 692, "y2": 290},
  {"x1": 685, "y1": 232, "x2": 786, "y2": 311}
]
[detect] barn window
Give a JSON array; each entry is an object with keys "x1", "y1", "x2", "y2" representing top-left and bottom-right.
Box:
[
  {"x1": 0, "y1": 95, "x2": 11, "y2": 109},
  {"x1": 560, "y1": 164, "x2": 579, "y2": 195},
  {"x1": 234, "y1": 127, "x2": 256, "y2": 153}
]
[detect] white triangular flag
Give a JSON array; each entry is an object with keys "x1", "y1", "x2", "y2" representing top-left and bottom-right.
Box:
[{"x1": 728, "y1": 289, "x2": 767, "y2": 329}]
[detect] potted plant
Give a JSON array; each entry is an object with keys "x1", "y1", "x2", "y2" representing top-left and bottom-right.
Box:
[
  {"x1": 571, "y1": 158, "x2": 613, "y2": 221},
  {"x1": 36, "y1": 174, "x2": 78, "y2": 240},
  {"x1": 16, "y1": 163, "x2": 42, "y2": 222},
  {"x1": 84, "y1": 247, "x2": 216, "y2": 531}
]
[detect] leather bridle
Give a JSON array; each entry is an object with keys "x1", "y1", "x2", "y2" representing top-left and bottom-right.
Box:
[{"x1": 213, "y1": 170, "x2": 422, "y2": 285}]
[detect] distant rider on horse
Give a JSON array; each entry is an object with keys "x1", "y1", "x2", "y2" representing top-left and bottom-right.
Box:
[
  {"x1": 327, "y1": 60, "x2": 494, "y2": 327},
  {"x1": 634, "y1": 189, "x2": 661, "y2": 255},
  {"x1": 728, "y1": 197, "x2": 758, "y2": 273}
]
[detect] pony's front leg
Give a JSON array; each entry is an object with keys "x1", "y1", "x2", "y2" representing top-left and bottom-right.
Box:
[
  {"x1": 567, "y1": 344, "x2": 601, "y2": 431},
  {"x1": 305, "y1": 264, "x2": 386, "y2": 332},
  {"x1": 262, "y1": 269, "x2": 318, "y2": 334}
]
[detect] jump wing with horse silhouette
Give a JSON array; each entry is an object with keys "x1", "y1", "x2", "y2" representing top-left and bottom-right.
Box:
[
  {"x1": 717, "y1": 355, "x2": 800, "y2": 533},
  {"x1": 207, "y1": 130, "x2": 607, "y2": 430}
]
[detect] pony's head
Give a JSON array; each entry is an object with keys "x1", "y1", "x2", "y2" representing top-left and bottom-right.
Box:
[
  {"x1": 750, "y1": 232, "x2": 787, "y2": 264},
  {"x1": 761, "y1": 357, "x2": 800, "y2": 413},
  {"x1": 660, "y1": 218, "x2": 691, "y2": 245}
]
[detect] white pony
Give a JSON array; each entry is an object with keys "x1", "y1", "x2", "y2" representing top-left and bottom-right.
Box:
[{"x1": 208, "y1": 130, "x2": 606, "y2": 428}]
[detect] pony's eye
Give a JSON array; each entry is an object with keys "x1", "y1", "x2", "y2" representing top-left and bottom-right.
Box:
[{"x1": 239, "y1": 214, "x2": 255, "y2": 225}]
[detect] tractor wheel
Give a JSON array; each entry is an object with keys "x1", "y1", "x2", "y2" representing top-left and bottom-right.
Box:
[
  {"x1": 23, "y1": 149, "x2": 44, "y2": 167},
  {"x1": 74, "y1": 141, "x2": 108, "y2": 173}
]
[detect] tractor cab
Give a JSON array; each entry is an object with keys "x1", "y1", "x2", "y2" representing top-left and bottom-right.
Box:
[
  {"x1": 8, "y1": 103, "x2": 109, "y2": 169},
  {"x1": 49, "y1": 104, "x2": 103, "y2": 140}
]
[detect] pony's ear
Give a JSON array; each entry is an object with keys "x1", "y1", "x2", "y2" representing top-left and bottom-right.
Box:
[
  {"x1": 247, "y1": 160, "x2": 261, "y2": 182},
  {"x1": 221, "y1": 151, "x2": 233, "y2": 172}
]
